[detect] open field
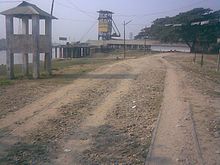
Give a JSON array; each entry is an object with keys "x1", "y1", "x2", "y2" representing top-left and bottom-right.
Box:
[{"x1": 0, "y1": 52, "x2": 219, "y2": 165}]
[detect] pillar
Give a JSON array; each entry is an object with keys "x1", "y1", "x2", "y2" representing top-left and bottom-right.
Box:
[
  {"x1": 74, "y1": 48, "x2": 77, "y2": 58},
  {"x1": 59, "y1": 47, "x2": 62, "y2": 58},
  {"x1": 22, "y1": 17, "x2": 29, "y2": 76},
  {"x1": 6, "y1": 15, "x2": 14, "y2": 79},
  {"x1": 63, "y1": 48, "x2": 66, "y2": 58},
  {"x1": 32, "y1": 15, "x2": 40, "y2": 79},
  {"x1": 82, "y1": 48, "x2": 85, "y2": 57},
  {"x1": 77, "y1": 48, "x2": 80, "y2": 58},
  {"x1": 88, "y1": 48, "x2": 91, "y2": 56},
  {"x1": 81, "y1": 48, "x2": 83, "y2": 57},
  {"x1": 55, "y1": 47, "x2": 57, "y2": 58},
  {"x1": 68, "y1": 48, "x2": 71, "y2": 58},
  {"x1": 45, "y1": 19, "x2": 52, "y2": 75},
  {"x1": 71, "y1": 48, "x2": 74, "y2": 58},
  {"x1": 88, "y1": 48, "x2": 92, "y2": 56}
]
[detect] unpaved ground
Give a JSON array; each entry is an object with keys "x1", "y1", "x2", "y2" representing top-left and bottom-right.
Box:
[
  {"x1": 147, "y1": 58, "x2": 201, "y2": 165},
  {"x1": 0, "y1": 54, "x2": 166, "y2": 164},
  {"x1": 163, "y1": 53, "x2": 220, "y2": 165},
  {"x1": 0, "y1": 52, "x2": 219, "y2": 165}
]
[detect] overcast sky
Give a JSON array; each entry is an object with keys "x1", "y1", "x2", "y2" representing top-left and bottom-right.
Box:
[{"x1": 0, "y1": 0, "x2": 219, "y2": 42}]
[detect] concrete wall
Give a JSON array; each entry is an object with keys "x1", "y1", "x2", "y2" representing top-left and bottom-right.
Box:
[
  {"x1": 151, "y1": 45, "x2": 190, "y2": 53},
  {"x1": 9, "y1": 35, "x2": 50, "y2": 53},
  {"x1": 87, "y1": 40, "x2": 190, "y2": 53}
]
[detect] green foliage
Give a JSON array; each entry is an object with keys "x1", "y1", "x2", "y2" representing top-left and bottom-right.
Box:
[
  {"x1": 135, "y1": 8, "x2": 220, "y2": 53},
  {"x1": 0, "y1": 79, "x2": 12, "y2": 86}
]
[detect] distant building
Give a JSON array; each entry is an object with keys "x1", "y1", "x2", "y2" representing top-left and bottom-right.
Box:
[
  {"x1": 129, "y1": 32, "x2": 133, "y2": 40},
  {"x1": 87, "y1": 39, "x2": 190, "y2": 53}
]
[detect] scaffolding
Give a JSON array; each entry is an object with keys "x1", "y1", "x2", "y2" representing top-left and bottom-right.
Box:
[{"x1": 97, "y1": 10, "x2": 120, "y2": 40}]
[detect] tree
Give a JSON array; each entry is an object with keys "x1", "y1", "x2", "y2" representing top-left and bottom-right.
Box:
[{"x1": 135, "y1": 8, "x2": 220, "y2": 53}]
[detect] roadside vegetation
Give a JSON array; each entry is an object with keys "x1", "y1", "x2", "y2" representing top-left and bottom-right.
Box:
[{"x1": 135, "y1": 8, "x2": 220, "y2": 54}]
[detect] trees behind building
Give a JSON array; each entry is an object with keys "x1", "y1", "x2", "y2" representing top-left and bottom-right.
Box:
[{"x1": 135, "y1": 8, "x2": 220, "y2": 53}]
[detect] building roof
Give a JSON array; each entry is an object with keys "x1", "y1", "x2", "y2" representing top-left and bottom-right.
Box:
[
  {"x1": 97, "y1": 10, "x2": 114, "y2": 14},
  {"x1": 87, "y1": 39, "x2": 189, "y2": 48},
  {"x1": 0, "y1": 1, "x2": 57, "y2": 19}
]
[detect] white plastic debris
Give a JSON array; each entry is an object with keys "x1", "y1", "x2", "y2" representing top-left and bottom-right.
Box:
[
  {"x1": 64, "y1": 149, "x2": 71, "y2": 153},
  {"x1": 132, "y1": 105, "x2": 137, "y2": 109}
]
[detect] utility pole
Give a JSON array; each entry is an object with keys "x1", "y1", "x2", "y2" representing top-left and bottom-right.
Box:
[
  {"x1": 193, "y1": 43, "x2": 197, "y2": 63},
  {"x1": 201, "y1": 49, "x2": 204, "y2": 67},
  {"x1": 51, "y1": 0, "x2": 55, "y2": 15},
  {"x1": 123, "y1": 21, "x2": 125, "y2": 59},
  {"x1": 45, "y1": 0, "x2": 55, "y2": 70},
  {"x1": 144, "y1": 27, "x2": 147, "y2": 55},
  {"x1": 123, "y1": 20, "x2": 132, "y2": 59},
  {"x1": 217, "y1": 49, "x2": 220, "y2": 71},
  {"x1": 217, "y1": 39, "x2": 220, "y2": 71}
]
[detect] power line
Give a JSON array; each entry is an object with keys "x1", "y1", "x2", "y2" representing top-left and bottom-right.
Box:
[
  {"x1": 79, "y1": 21, "x2": 97, "y2": 42},
  {"x1": 0, "y1": 0, "x2": 22, "y2": 3},
  {"x1": 65, "y1": 0, "x2": 96, "y2": 19},
  {"x1": 58, "y1": 18, "x2": 97, "y2": 23},
  {"x1": 55, "y1": 1, "x2": 96, "y2": 20},
  {"x1": 114, "y1": 0, "x2": 209, "y2": 18},
  {"x1": 65, "y1": 0, "x2": 96, "y2": 15}
]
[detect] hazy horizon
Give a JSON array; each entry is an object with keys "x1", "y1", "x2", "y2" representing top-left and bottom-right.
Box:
[{"x1": 0, "y1": 0, "x2": 219, "y2": 43}]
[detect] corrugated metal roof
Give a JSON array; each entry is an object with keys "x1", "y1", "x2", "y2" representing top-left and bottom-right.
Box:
[
  {"x1": 0, "y1": 1, "x2": 57, "y2": 19},
  {"x1": 97, "y1": 10, "x2": 114, "y2": 14}
]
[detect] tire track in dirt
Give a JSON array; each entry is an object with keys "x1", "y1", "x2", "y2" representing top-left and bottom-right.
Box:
[
  {"x1": 0, "y1": 63, "x2": 131, "y2": 135},
  {"x1": 52, "y1": 56, "x2": 166, "y2": 165},
  {"x1": 0, "y1": 62, "x2": 133, "y2": 163},
  {"x1": 164, "y1": 53, "x2": 220, "y2": 165},
  {"x1": 146, "y1": 56, "x2": 202, "y2": 165},
  {"x1": 0, "y1": 55, "x2": 166, "y2": 165},
  {"x1": 79, "y1": 58, "x2": 166, "y2": 165},
  {"x1": 53, "y1": 79, "x2": 133, "y2": 165}
]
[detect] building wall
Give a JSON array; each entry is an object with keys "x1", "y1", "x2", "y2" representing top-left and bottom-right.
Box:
[{"x1": 151, "y1": 45, "x2": 190, "y2": 53}]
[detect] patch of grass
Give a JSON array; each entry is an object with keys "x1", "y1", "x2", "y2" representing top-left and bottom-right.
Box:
[
  {"x1": 0, "y1": 142, "x2": 49, "y2": 165},
  {"x1": 0, "y1": 79, "x2": 12, "y2": 86}
]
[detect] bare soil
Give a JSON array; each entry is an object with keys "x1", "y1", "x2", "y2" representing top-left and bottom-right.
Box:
[
  {"x1": 163, "y1": 53, "x2": 220, "y2": 165},
  {"x1": 0, "y1": 52, "x2": 219, "y2": 165},
  {"x1": 0, "y1": 54, "x2": 166, "y2": 165}
]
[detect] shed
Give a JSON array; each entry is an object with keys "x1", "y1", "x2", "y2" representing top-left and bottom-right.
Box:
[{"x1": 1, "y1": 1, "x2": 57, "y2": 79}]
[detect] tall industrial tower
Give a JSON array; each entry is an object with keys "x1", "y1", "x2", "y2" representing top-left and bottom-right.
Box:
[{"x1": 97, "y1": 10, "x2": 120, "y2": 40}]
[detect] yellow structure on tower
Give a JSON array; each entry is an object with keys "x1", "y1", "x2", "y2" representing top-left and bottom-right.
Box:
[{"x1": 97, "y1": 10, "x2": 120, "y2": 40}]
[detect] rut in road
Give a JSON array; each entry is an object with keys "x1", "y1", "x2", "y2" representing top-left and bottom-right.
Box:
[
  {"x1": 54, "y1": 79, "x2": 132, "y2": 165},
  {"x1": 0, "y1": 55, "x2": 166, "y2": 165},
  {"x1": 52, "y1": 56, "x2": 164, "y2": 165},
  {"x1": 0, "y1": 62, "x2": 133, "y2": 159},
  {"x1": 146, "y1": 57, "x2": 203, "y2": 165},
  {"x1": 0, "y1": 63, "x2": 131, "y2": 135}
]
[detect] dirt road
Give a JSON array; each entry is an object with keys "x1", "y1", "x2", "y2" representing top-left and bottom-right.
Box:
[
  {"x1": 0, "y1": 53, "x2": 219, "y2": 165},
  {"x1": 146, "y1": 59, "x2": 202, "y2": 165},
  {"x1": 0, "y1": 54, "x2": 165, "y2": 164},
  {"x1": 146, "y1": 53, "x2": 220, "y2": 165}
]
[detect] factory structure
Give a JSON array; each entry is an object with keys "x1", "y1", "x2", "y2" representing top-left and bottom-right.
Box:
[
  {"x1": 0, "y1": 3, "x2": 190, "y2": 79},
  {"x1": 97, "y1": 10, "x2": 120, "y2": 40},
  {"x1": 94, "y1": 10, "x2": 189, "y2": 52}
]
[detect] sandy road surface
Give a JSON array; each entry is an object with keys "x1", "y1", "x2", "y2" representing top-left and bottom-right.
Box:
[
  {"x1": 1, "y1": 53, "x2": 219, "y2": 165},
  {"x1": 147, "y1": 58, "x2": 201, "y2": 165},
  {"x1": 147, "y1": 53, "x2": 220, "y2": 165},
  {"x1": 48, "y1": 55, "x2": 165, "y2": 165},
  {"x1": 163, "y1": 53, "x2": 220, "y2": 165},
  {"x1": 0, "y1": 55, "x2": 165, "y2": 164}
]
